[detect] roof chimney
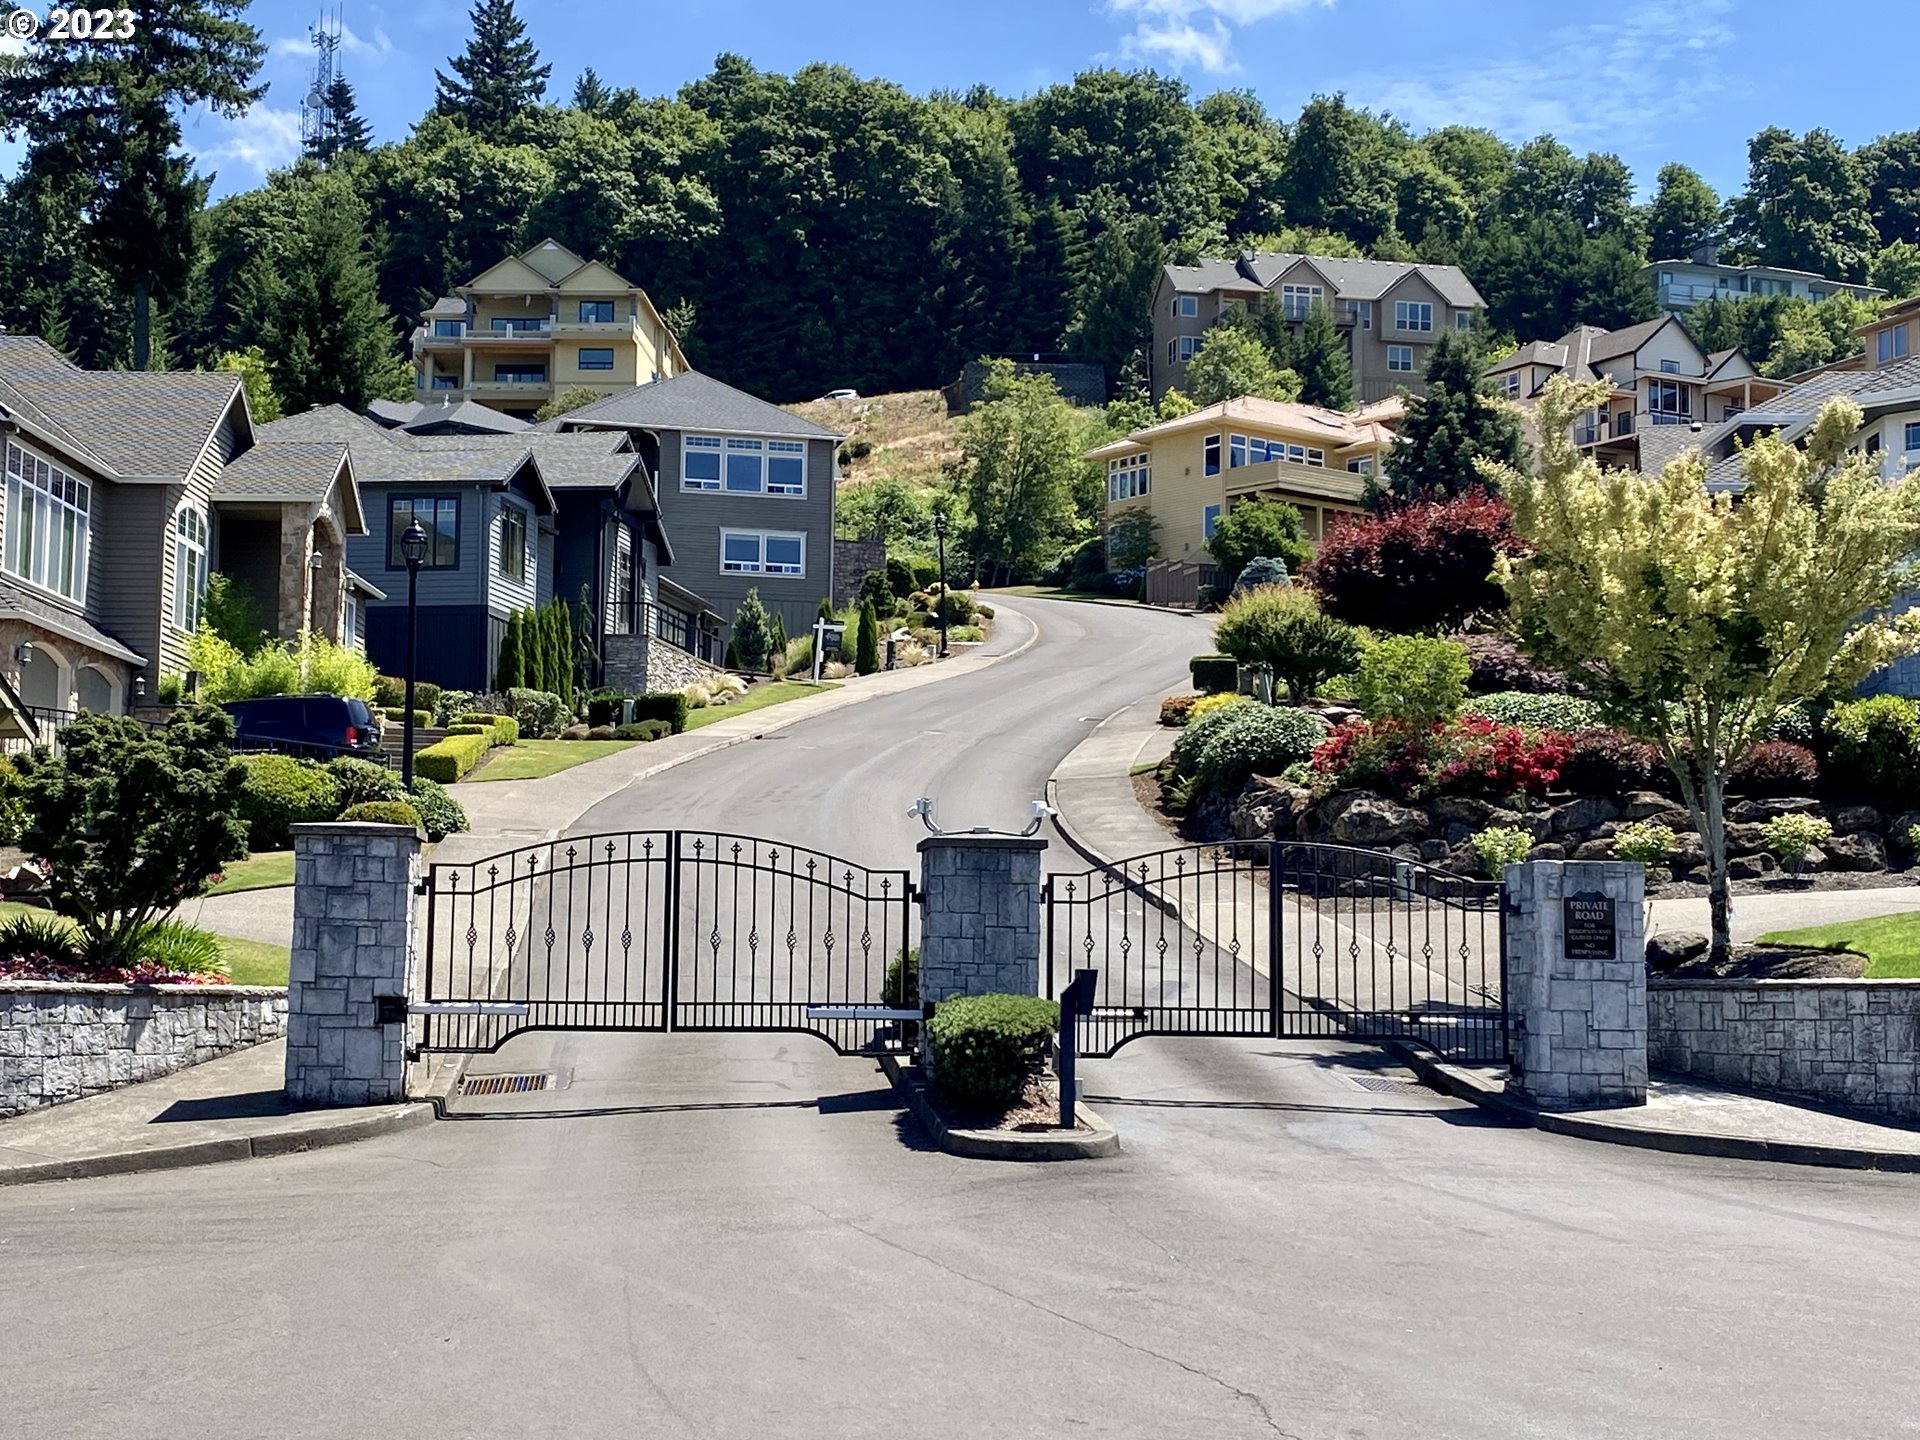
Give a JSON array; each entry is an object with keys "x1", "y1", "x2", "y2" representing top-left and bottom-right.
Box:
[{"x1": 1691, "y1": 241, "x2": 1720, "y2": 267}]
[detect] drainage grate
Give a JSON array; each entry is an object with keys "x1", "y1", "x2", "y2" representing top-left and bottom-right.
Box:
[
  {"x1": 461, "y1": 1072, "x2": 551, "y2": 1097},
  {"x1": 1347, "y1": 1075, "x2": 1436, "y2": 1098}
]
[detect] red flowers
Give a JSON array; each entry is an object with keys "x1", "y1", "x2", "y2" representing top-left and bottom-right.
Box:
[
  {"x1": 1312, "y1": 714, "x2": 1571, "y2": 800},
  {"x1": 0, "y1": 958, "x2": 229, "y2": 985}
]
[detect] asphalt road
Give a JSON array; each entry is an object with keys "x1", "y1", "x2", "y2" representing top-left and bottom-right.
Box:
[{"x1": 3, "y1": 597, "x2": 1919, "y2": 1439}]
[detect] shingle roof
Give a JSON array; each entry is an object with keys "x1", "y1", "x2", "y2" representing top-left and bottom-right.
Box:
[
  {"x1": 215, "y1": 441, "x2": 352, "y2": 505},
  {"x1": 0, "y1": 575, "x2": 143, "y2": 664},
  {"x1": 255, "y1": 405, "x2": 403, "y2": 448},
  {"x1": 1083, "y1": 394, "x2": 1391, "y2": 458},
  {"x1": 519, "y1": 432, "x2": 641, "y2": 489},
  {"x1": 256, "y1": 404, "x2": 550, "y2": 506},
  {"x1": 1238, "y1": 252, "x2": 1484, "y2": 307},
  {"x1": 1585, "y1": 316, "x2": 1674, "y2": 365},
  {"x1": 1489, "y1": 340, "x2": 1569, "y2": 373},
  {"x1": 423, "y1": 297, "x2": 468, "y2": 318},
  {"x1": 1162, "y1": 258, "x2": 1261, "y2": 294},
  {"x1": 366, "y1": 399, "x2": 422, "y2": 427},
  {"x1": 400, "y1": 400, "x2": 531, "y2": 436},
  {"x1": 555, "y1": 371, "x2": 844, "y2": 440}
]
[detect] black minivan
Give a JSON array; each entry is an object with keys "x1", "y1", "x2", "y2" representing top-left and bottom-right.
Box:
[{"x1": 223, "y1": 695, "x2": 385, "y2": 760}]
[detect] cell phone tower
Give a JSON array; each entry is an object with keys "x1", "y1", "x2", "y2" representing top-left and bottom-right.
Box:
[{"x1": 301, "y1": 8, "x2": 344, "y2": 156}]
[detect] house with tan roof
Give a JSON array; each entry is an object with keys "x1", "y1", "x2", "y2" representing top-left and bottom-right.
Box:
[
  {"x1": 1152, "y1": 252, "x2": 1484, "y2": 405},
  {"x1": 1085, "y1": 395, "x2": 1404, "y2": 565}
]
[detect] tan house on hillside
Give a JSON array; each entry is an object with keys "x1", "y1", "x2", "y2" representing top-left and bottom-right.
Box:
[
  {"x1": 411, "y1": 239, "x2": 688, "y2": 420},
  {"x1": 1152, "y1": 253, "x2": 1484, "y2": 405},
  {"x1": 1086, "y1": 395, "x2": 1404, "y2": 565},
  {"x1": 1861, "y1": 294, "x2": 1920, "y2": 371}
]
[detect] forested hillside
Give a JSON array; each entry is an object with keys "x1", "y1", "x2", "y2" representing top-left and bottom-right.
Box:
[{"x1": 3, "y1": 0, "x2": 1919, "y2": 404}]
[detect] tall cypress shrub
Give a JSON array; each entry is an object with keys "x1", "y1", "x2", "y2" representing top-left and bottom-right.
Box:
[
  {"x1": 496, "y1": 611, "x2": 524, "y2": 690},
  {"x1": 855, "y1": 599, "x2": 880, "y2": 675}
]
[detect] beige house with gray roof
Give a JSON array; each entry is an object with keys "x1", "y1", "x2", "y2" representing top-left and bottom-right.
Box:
[{"x1": 1152, "y1": 252, "x2": 1485, "y2": 404}]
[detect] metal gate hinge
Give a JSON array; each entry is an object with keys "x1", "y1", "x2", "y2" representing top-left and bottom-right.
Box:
[{"x1": 414, "y1": 879, "x2": 430, "y2": 896}]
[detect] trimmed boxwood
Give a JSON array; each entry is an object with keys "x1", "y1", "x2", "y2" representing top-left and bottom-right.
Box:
[
  {"x1": 326, "y1": 756, "x2": 406, "y2": 810},
  {"x1": 381, "y1": 707, "x2": 433, "y2": 729},
  {"x1": 414, "y1": 732, "x2": 492, "y2": 783},
  {"x1": 1189, "y1": 654, "x2": 1238, "y2": 694},
  {"x1": 456, "y1": 712, "x2": 519, "y2": 745},
  {"x1": 339, "y1": 799, "x2": 423, "y2": 830},
  {"x1": 613, "y1": 720, "x2": 671, "y2": 741},
  {"x1": 235, "y1": 753, "x2": 342, "y2": 850},
  {"x1": 927, "y1": 993, "x2": 1061, "y2": 1111}
]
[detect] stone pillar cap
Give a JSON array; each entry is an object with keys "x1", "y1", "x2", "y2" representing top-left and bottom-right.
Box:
[
  {"x1": 916, "y1": 833, "x2": 1047, "y2": 853},
  {"x1": 291, "y1": 822, "x2": 423, "y2": 839}
]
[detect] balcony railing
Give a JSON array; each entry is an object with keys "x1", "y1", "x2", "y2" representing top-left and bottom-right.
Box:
[{"x1": 482, "y1": 318, "x2": 551, "y2": 335}]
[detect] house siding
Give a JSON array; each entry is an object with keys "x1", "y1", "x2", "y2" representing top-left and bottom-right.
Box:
[
  {"x1": 348, "y1": 485, "x2": 497, "y2": 687},
  {"x1": 485, "y1": 491, "x2": 538, "y2": 618},
  {"x1": 90, "y1": 482, "x2": 166, "y2": 674}
]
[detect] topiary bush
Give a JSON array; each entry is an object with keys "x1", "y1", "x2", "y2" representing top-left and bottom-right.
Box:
[
  {"x1": 1192, "y1": 705, "x2": 1331, "y2": 794},
  {"x1": 1353, "y1": 635, "x2": 1470, "y2": 726},
  {"x1": 1729, "y1": 741, "x2": 1820, "y2": 797},
  {"x1": 407, "y1": 777, "x2": 467, "y2": 842},
  {"x1": 235, "y1": 753, "x2": 342, "y2": 850},
  {"x1": 1463, "y1": 691, "x2": 1606, "y2": 732},
  {"x1": 1557, "y1": 728, "x2": 1663, "y2": 796},
  {"x1": 927, "y1": 993, "x2": 1061, "y2": 1112},
  {"x1": 1189, "y1": 654, "x2": 1238, "y2": 694},
  {"x1": 613, "y1": 720, "x2": 671, "y2": 741},
  {"x1": 326, "y1": 756, "x2": 406, "y2": 811},
  {"x1": 1822, "y1": 697, "x2": 1920, "y2": 802},
  {"x1": 339, "y1": 800, "x2": 424, "y2": 830},
  {"x1": 1213, "y1": 586, "x2": 1363, "y2": 704},
  {"x1": 414, "y1": 732, "x2": 492, "y2": 784}
]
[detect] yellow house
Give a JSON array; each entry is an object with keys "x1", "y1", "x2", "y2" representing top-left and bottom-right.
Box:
[
  {"x1": 411, "y1": 238, "x2": 688, "y2": 418},
  {"x1": 1085, "y1": 395, "x2": 1403, "y2": 563}
]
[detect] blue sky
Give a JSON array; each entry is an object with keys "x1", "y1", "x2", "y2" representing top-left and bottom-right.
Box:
[{"x1": 36, "y1": 0, "x2": 1920, "y2": 201}]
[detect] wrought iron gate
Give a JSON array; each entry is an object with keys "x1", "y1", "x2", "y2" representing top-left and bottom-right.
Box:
[
  {"x1": 1045, "y1": 841, "x2": 1507, "y2": 1062},
  {"x1": 419, "y1": 831, "x2": 915, "y2": 1055}
]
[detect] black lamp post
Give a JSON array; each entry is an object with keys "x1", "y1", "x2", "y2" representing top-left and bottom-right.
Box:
[
  {"x1": 398, "y1": 519, "x2": 429, "y2": 788},
  {"x1": 934, "y1": 510, "x2": 950, "y2": 658}
]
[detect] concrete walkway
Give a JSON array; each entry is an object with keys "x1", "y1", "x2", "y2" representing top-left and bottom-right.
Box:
[
  {"x1": 1046, "y1": 695, "x2": 1920, "y2": 1171},
  {"x1": 0, "y1": 1041, "x2": 440, "y2": 1186}
]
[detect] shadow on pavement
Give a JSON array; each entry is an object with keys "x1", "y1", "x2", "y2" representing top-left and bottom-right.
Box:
[
  {"x1": 432, "y1": 1087, "x2": 902, "y2": 1123},
  {"x1": 1081, "y1": 1093, "x2": 1521, "y2": 1128},
  {"x1": 152, "y1": 1091, "x2": 296, "y2": 1123}
]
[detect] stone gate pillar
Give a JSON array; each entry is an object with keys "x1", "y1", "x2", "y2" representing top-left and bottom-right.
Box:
[
  {"x1": 284, "y1": 821, "x2": 421, "y2": 1106},
  {"x1": 1503, "y1": 859, "x2": 1648, "y2": 1109},
  {"x1": 916, "y1": 835, "x2": 1045, "y2": 1003}
]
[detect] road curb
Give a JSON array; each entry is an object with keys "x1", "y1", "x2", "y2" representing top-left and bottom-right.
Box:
[
  {"x1": 0, "y1": 1100, "x2": 435, "y2": 1188},
  {"x1": 877, "y1": 1051, "x2": 1120, "y2": 1161},
  {"x1": 1387, "y1": 1042, "x2": 1920, "y2": 1173}
]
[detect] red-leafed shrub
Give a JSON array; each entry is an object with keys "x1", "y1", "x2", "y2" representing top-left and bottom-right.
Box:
[
  {"x1": 1454, "y1": 632, "x2": 1567, "y2": 695},
  {"x1": 1310, "y1": 720, "x2": 1427, "y2": 797},
  {"x1": 1306, "y1": 490, "x2": 1520, "y2": 633},
  {"x1": 1729, "y1": 740, "x2": 1821, "y2": 797},
  {"x1": 1558, "y1": 727, "x2": 1664, "y2": 795},
  {"x1": 1311, "y1": 716, "x2": 1572, "y2": 800}
]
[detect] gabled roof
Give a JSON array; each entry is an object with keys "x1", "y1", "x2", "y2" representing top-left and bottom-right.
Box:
[
  {"x1": 1082, "y1": 394, "x2": 1396, "y2": 460},
  {"x1": 0, "y1": 574, "x2": 143, "y2": 665},
  {"x1": 256, "y1": 405, "x2": 402, "y2": 448},
  {"x1": 214, "y1": 441, "x2": 364, "y2": 533},
  {"x1": 1161, "y1": 259, "x2": 1257, "y2": 295},
  {"x1": 1239, "y1": 252, "x2": 1484, "y2": 307},
  {"x1": 519, "y1": 238, "x2": 588, "y2": 284},
  {"x1": 556, "y1": 371, "x2": 844, "y2": 441},
  {"x1": 422, "y1": 296, "x2": 468, "y2": 318},
  {"x1": 256, "y1": 406, "x2": 555, "y2": 512},
  {"x1": 516, "y1": 432, "x2": 641, "y2": 490},
  {"x1": 1584, "y1": 315, "x2": 1681, "y2": 366},
  {"x1": 555, "y1": 259, "x2": 634, "y2": 292},
  {"x1": 461, "y1": 253, "x2": 556, "y2": 294},
  {"x1": 1488, "y1": 340, "x2": 1569, "y2": 373},
  {"x1": 397, "y1": 399, "x2": 531, "y2": 436}
]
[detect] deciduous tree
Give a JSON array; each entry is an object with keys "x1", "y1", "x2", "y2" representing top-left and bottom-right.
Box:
[{"x1": 1181, "y1": 325, "x2": 1300, "y2": 406}]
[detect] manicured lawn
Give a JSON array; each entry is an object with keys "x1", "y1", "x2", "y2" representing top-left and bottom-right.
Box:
[
  {"x1": 0, "y1": 901, "x2": 292, "y2": 985},
  {"x1": 209, "y1": 849, "x2": 294, "y2": 894},
  {"x1": 1756, "y1": 912, "x2": 1920, "y2": 979},
  {"x1": 468, "y1": 739, "x2": 636, "y2": 782},
  {"x1": 685, "y1": 681, "x2": 836, "y2": 730}
]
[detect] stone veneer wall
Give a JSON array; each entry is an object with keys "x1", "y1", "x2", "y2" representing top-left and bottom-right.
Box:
[
  {"x1": 0, "y1": 982, "x2": 288, "y2": 1118},
  {"x1": 602, "y1": 632, "x2": 731, "y2": 696},
  {"x1": 1649, "y1": 979, "x2": 1920, "y2": 1121},
  {"x1": 916, "y1": 835, "x2": 1045, "y2": 1004}
]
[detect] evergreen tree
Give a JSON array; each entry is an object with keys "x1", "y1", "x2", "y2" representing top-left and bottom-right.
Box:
[
  {"x1": 1380, "y1": 332, "x2": 1527, "y2": 505},
  {"x1": 265, "y1": 185, "x2": 399, "y2": 413},
  {"x1": 1016, "y1": 200, "x2": 1085, "y2": 353},
  {"x1": 307, "y1": 75, "x2": 373, "y2": 162},
  {"x1": 496, "y1": 611, "x2": 525, "y2": 691},
  {"x1": 1727, "y1": 127, "x2": 1878, "y2": 281},
  {"x1": 0, "y1": 1, "x2": 266, "y2": 368},
  {"x1": 572, "y1": 67, "x2": 609, "y2": 114},
  {"x1": 769, "y1": 611, "x2": 788, "y2": 663},
  {"x1": 1064, "y1": 214, "x2": 1164, "y2": 387},
  {"x1": 732, "y1": 590, "x2": 772, "y2": 672},
  {"x1": 432, "y1": 0, "x2": 551, "y2": 142},
  {"x1": 1291, "y1": 302, "x2": 1353, "y2": 410},
  {"x1": 855, "y1": 600, "x2": 880, "y2": 675}
]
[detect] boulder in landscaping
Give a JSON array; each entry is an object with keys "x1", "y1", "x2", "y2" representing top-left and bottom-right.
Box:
[
  {"x1": 1418, "y1": 839, "x2": 1451, "y2": 863},
  {"x1": 1549, "y1": 795, "x2": 1621, "y2": 836},
  {"x1": 1619, "y1": 791, "x2": 1673, "y2": 820},
  {"x1": 1329, "y1": 795, "x2": 1428, "y2": 846},
  {"x1": 1645, "y1": 931, "x2": 1709, "y2": 971},
  {"x1": 1727, "y1": 853, "x2": 1776, "y2": 879},
  {"x1": 1526, "y1": 842, "x2": 1567, "y2": 862},
  {"x1": 1828, "y1": 805, "x2": 1884, "y2": 836},
  {"x1": 1570, "y1": 838, "x2": 1618, "y2": 861},
  {"x1": 1728, "y1": 796, "x2": 1821, "y2": 824},
  {"x1": 1824, "y1": 830, "x2": 1889, "y2": 872}
]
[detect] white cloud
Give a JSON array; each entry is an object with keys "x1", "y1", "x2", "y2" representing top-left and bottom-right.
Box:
[
  {"x1": 271, "y1": 21, "x2": 393, "y2": 67},
  {"x1": 1107, "y1": 0, "x2": 1329, "y2": 74},
  {"x1": 195, "y1": 106, "x2": 305, "y2": 178}
]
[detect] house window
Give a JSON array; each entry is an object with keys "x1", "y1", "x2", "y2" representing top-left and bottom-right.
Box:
[
  {"x1": 1204, "y1": 434, "x2": 1221, "y2": 476},
  {"x1": 1347, "y1": 456, "x2": 1374, "y2": 476},
  {"x1": 4, "y1": 441, "x2": 89, "y2": 603},
  {"x1": 430, "y1": 375, "x2": 460, "y2": 391},
  {"x1": 578, "y1": 348, "x2": 615, "y2": 372},
  {"x1": 1659, "y1": 358, "x2": 1681, "y2": 374},
  {"x1": 488, "y1": 317, "x2": 547, "y2": 334},
  {"x1": 1347, "y1": 299, "x2": 1371, "y2": 330},
  {"x1": 1175, "y1": 295, "x2": 1198, "y2": 318},
  {"x1": 1394, "y1": 301, "x2": 1433, "y2": 332},
  {"x1": 1202, "y1": 504, "x2": 1222, "y2": 540},
  {"x1": 1177, "y1": 335, "x2": 1203, "y2": 361},
  {"x1": 1880, "y1": 325, "x2": 1910, "y2": 364},
  {"x1": 1388, "y1": 345, "x2": 1414, "y2": 372},
  {"x1": 1167, "y1": 340, "x2": 1175, "y2": 366},
  {"x1": 1229, "y1": 435, "x2": 1248, "y2": 469},
  {"x1": 432, "y1": 319, "x2": 464, "y2": 338},
  {"x1": 1454, "y1": 311, "x2": 1474, "y2": 330},
  {"x1": 767, "y1": 440, "x2": 807, "y2": 496},
  {"x1": 1905, "y1": 421, "x2": 1920, "y2": 454},
  {"x1": 388, "y1": 495, "x2": 459, "y2": 570},
  {"x1": 493, "y1": 363, "x2": 547, "y2": 383},
  {"x1": 344, "y1": 595, "x2": 360, "y2": 648},
  {"x1": 1281, "y1": 284, "x2": 1323, "y2": 321},
  {"x1": 1647, "y1": 379, "x2": 1692, "y2": 423},
  {"x1": 172, "y1": 505, "x2": 208, "y2": 631},
  {"x1": 1106, "y1": 455, "x2": 1150, "y2": 500},
  {"x1": 497, "y1": 502, "x2": 526, "y2": 582},
  {"x1": 1498, "y1": 372, "x2": 1521, "y2": 396},
  {"x1": 578, "y1": 300, "x2": 616, "y2": 324},
  {"x1": 683, "y1": 435, "x2": 724, "y2": 490},
  {"x1": 720, "y1": 529, "x2": 805, "y2": 577}
]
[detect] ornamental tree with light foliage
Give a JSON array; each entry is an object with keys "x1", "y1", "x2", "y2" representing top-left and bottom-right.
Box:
[{"x1": 1489, "y1": 377, "x2": 1920, "y2": 962}]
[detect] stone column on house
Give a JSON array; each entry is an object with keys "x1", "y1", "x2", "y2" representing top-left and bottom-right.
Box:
[
  {"x1": 308, "y1": 512, "x2": 347, "y2": 643},
  {"x1": 1503, "y1": 859, "x2": 1648, "y2": 1109},
  {"x1": 277, "y1": 508, "x2": 316, "y2": 643},
  {"x1": 915, "y1": 835, "x2": 1045, "y2": 1005},
  {"x1": 284, "y1": 822, "x2": 420, "y2": 1106}
]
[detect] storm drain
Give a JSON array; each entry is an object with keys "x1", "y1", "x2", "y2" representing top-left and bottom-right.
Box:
[
  {"x1": 461, "y1": 1072, "x2": 552, "y2": 1097},
  {"x1": 1347, "y1": 1075, "x2": 1436, "y2": 1098}
]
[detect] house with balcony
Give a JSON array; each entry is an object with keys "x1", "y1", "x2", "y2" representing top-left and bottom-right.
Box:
[
  {"x1": 1487, "y1": 317, "x2": 1787, "y2": 472},
  {"x1": 1085, "y1": 394, "x2": 1404, "y2": 568},
  {"x1": 1151, "y1": 253, "x2": 1484, "y2": 405},
  {"x1": 411, "y1": 239, "x2": 688, "y2": 421},
  {"x1": 1644, "y1": 244, "x2": 1882, "y2": 316},
  {"x1": 0, "y1": 337, "x2": 366, "y2": 729}
]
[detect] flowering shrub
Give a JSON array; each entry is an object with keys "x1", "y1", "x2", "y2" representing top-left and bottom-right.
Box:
[
  {"x1": 0, "y1": 958, "x2": 230, "y2": 984},
  {"x1": 1765, "y1": 812, "x2": 1832, "y2": 869},
  {"x1": 1557, "y1": 727, "x2": 1663, "y2": 796},
  {"x1": 1471, "y1": 825, "x2": 1533, "y2": 875},
  {"x1": 1729, "y1": 741, "x2": 1820, "y2": 797},
  {"x1": 1455, "y1": 633, "x2": 1566, "y2": 695},
  {"x1": 1312, "y1": 716, "x2": 1571, "y2": 800},
  {"x1": 1310, "y1": 720, "x2": 1427, "y2": 797},
  {"x1": 1613, "y1": 820, "x2": 1677, "y2": 866},
  {"x1": 1189, "y1": 692, "x2": 1253, "y2": 726},
  {"x1": 1191, "y1": 705, "x2": 1330, "y2": 794},
  {"x1": 1306, "y1": 489, "x2": 1519, "y2": 633}
]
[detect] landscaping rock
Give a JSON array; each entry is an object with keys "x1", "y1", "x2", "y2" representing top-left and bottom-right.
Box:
[
  {"x1": 1725, "y1": 822, "x2": 1772, "y2": 855},
  {"x1": 1893, "y1": 811, "x2": 1920, "y2": 843},
  {"x1": 1828, "y1": 805, "x2": 1884, "y2": 836},
  {"x1": 1825, "y1": 830, "x2": 1889, "y2": 872},
  {"x1": 1230, "y1": 779, "x2": 1290, "y2": 843},
  {"x1": 1427, "y1": 796, "x2": 1500, "y2": 831},
  {"x1": 1418, "y1": 839, "x2": 1452, "y2": 863},
  {"x1": 1727, "y1": 853, "x2": 1776, "y2": 879},
  {"x1": 1645, "y1": 931, "x2": 1709, "y2": 971},
  {"x1": 1571, "y1": 838, "x2": 1618, "y2": 861},
  {"x1": 1329, "y1": 795, "x2": 1428, "y2": 846},
  {"x1": 1728, "y1": 796, "x2": 1822, "y2": 823},
  {"x1": 1669, "y1": 832, "x2": 1707, "y2": 867},
  {"x1": 1798, "y1": 846, "x2": 1829, "y2": 874},
  {"x1": 1619, "y1": 791, "x2": 1674, "y2": 820},
  {"x1": 1549, "y1": 795, "x2": 1621, "y2": 836},
  {"x1": 1526, "y1": 842, "x2": 1567, "y2": 862}
]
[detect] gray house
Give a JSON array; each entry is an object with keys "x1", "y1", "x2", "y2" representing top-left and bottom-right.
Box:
[{"x1": 548, "y1": 371, "x2": 844, "y2": 647}]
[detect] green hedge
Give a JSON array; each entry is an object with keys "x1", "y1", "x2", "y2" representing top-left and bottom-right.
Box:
[
  {"x1": 613, "y1": 720, "x2": 671, "y2": 741},
  {"x1": 631, "y1": 691, "x2": 691, "y2": 733},
  {"x1": 414, "y1": 732, "x2": 493, "y2": 784},
  {"x1": 444, "y1": 723, "x2": 492, "y2": 737},
  {"x1": 339, "y1": 800, "x2": 423, "y2": 830},
  {"x1": 380, "y1": 707, "x2": 433, "y2": 729},
  {"x1": 1190, "y1": 654, "x2": 1238, "y2": 694},
  {"x1": 928, "y1": 993, "x2": 1060, "y2": 1111},
  {"x1": 326, "y1": 757, "x2": 405, "y2": 810},
  {"x1": 235, "y1": 753, "x2": 341, "y2": 850},
  {"x1": 454, "y1": 712, "x2": 519, "y2": 746}
]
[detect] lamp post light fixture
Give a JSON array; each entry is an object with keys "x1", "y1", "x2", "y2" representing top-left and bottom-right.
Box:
[
  {"x1": 398, "y1": 519, "x2": 429, "y2": 789},
  {"x1": 933, "y1": 510, "x2": 950, "y2": 658}
]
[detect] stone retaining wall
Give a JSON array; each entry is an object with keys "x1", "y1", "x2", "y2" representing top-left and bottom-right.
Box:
[
  {"x1": 602, "y1": 631, "x2": 731, "y2": 696},
  {"x1": 0, "y1": 982, "x2": 288, "y2": 1118},
  {"x1": 1649, "y1": 979, "x2": 1920, "y2": 1121}
]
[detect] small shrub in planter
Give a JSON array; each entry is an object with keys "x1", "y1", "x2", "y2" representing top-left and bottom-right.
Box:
[
  {"x1": 339, "y1": 799, "x2": 424, "y2": 830},
  {"x1": 1557, "y1": 727, "x2": 1662, "y2": 796},
  {"x1": 1353, "y1": 635, "x2": 1470, "y2": 725},
  {"x1": 1455, "y1": 633, "x2": 1566, "y2": 695},
  {"x1": 407, "y1": 778, "x2": 467, "y2": 841},
  {"x1": 1471, "y1": 825, "x2": 1533, "y2": 876},
  {"x1": 1170, "y1": 697, "x2": 1258, "y2": 777},
  {"x1": 1766, "y1": 812, "x2": 1832, "y2": 871},
  {"x1": 1462, "y1": 691, "x2": 1605, "y2": 732},
  {"x1": 1729, "y1": 741, "x2": 1820, "y2": 797},
  {"x1": 1613, "y1": 820, "x2": 1677, "y2": 866},
  {"x1": 927, "y1": 993, "x2": 1061, "y2": 1112},
  {"x1": 1159, "y1": 694, "x2": 1200, "y2": 726},
  {"x1": 1193, "y1": 706, "x2": 1330, "y2": 795},
  {"x1": 1823, "y1": 697, "x2": 1920, "y2": 801},
  {"x1": 1189, "y1": 654, "x2": 1239, "y2": 694},
  {"x1": 236, "y1": 753, "x2": 342, "y2": 850}
]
